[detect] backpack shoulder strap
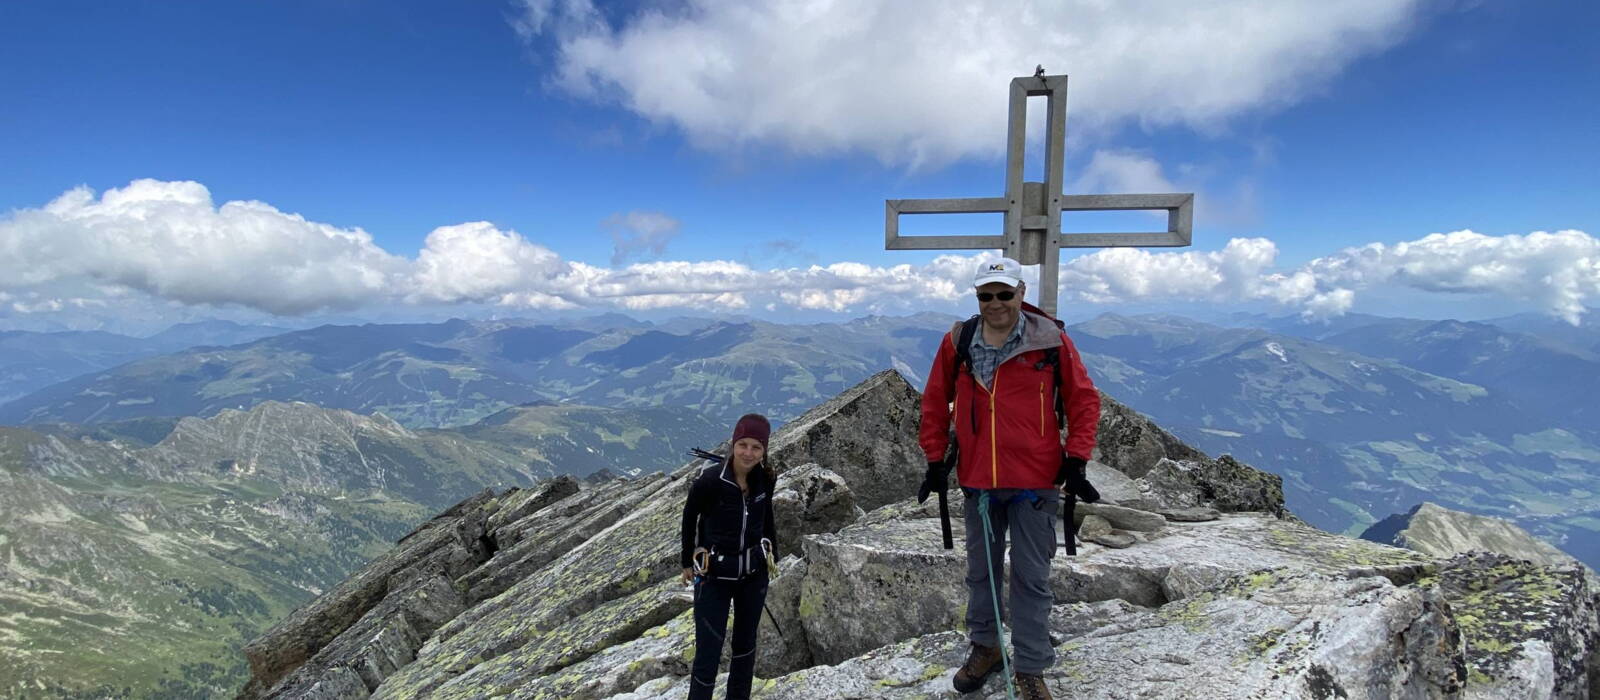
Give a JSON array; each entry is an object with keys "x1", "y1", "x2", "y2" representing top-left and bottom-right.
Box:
[
  {"x1": 953, "y1": 315, "x2": 980, "y2": 376},
  {"x1": 1051, "y1": 331, "x2": 1069, "y2": 430}
]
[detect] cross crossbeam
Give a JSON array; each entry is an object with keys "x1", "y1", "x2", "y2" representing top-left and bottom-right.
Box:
[{"x1": 884, "y1": 74, "x2": 1194, "y2": 315}]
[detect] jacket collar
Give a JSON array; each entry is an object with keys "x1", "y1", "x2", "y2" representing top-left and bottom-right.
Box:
[
  {"x1": 997, "y1": 310, "x2": 1063, "y2": 362},
  {"x1": 717, "y1": 460, "x2": 765, "y2": 490}
]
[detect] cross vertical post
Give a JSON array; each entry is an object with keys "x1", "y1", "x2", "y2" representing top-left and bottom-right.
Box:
[{"x1": 885, "y1": 73, "x2": 1195, "y2": 316}]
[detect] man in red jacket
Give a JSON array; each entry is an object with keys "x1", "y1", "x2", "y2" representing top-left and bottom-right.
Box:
[{"x1": 918, "y1": 257, "x2": 1100, "y2": 699}]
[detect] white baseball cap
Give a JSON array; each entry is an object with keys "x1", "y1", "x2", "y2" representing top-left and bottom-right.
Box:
[{"x1": 973, "y1": 257, "x2": 1023, "y2": 288}]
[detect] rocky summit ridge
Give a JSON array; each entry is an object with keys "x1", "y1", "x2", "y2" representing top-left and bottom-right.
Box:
[{"x1": 238, "y1": 370, "x2": 1600, "y2": 699}]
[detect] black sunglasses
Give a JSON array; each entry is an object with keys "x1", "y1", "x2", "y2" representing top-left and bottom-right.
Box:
[{"x1": 976, "y1": 291, "x2": 1016, "y2": 302}]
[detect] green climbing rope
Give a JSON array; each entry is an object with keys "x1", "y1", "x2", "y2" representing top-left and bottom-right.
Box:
[{"x1": 977, "y1": 493, "x2": 1018, "y2": 700}]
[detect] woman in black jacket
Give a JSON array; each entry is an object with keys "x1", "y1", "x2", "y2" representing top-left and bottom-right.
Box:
[{"x1": 680, "y1": 413, "x2": 777, "y2": 700}]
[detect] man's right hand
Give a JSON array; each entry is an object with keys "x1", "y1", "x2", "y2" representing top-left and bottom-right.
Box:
[{"x1": 917, "y1": 459, "x2": 950, "y2": 504}]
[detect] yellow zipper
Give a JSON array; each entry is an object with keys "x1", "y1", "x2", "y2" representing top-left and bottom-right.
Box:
[
  {"x1": 989, "y1": 374, "x2": 999, "y2": 488},
  {"x1": 1039, "y1": 382, "x2": 1046, "y2": 437}
]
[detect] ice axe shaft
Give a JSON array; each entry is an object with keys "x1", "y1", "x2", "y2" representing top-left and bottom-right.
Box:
[{"x1": 938, "y1": 488, "x2": 954, "y2": 550}]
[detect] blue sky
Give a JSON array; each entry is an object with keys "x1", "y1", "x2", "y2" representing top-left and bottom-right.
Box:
[{"x1": 1, "y1": 0, "x2": 1597, "y2": 332}]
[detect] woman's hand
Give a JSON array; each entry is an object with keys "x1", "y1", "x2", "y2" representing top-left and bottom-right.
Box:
[{"x1": 681, "y1": 567, "x2": 695, "y2": 585}]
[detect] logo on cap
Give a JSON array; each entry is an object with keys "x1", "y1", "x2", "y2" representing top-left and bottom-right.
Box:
[{"x1": 988, "y1": 263, "x2": 1006, "y2": 271}]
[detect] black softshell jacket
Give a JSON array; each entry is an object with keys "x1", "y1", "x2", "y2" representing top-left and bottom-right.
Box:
[{"x1": 680, "y1": 461, "x2": 777, "y2": 574}]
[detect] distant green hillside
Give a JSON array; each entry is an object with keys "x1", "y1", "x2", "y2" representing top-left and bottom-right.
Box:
[
  {"x1": 0, "y1": 315, "x2": 952, "y2": 429},
  {"x1": 0, "y1": 400, "x2": 722, "y2": 697},
  {"x1": 1071, "y1": 313, "x2": 1600, "y2": 567}
]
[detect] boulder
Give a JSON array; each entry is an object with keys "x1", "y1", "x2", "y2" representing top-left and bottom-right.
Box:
[
  {"x1": 771, "y1": 463, "x2": 858, "y2": 559},
  {"x1": 754, "y1": 555, "x2": 811, "y2": 679},
  {"x1": 1136, "y1": 456, "x2": 1286, "y2": 515},
  {"x1": 1093, "y1": 394, "x2": 1208, "y2": 479},
  {"x1": 1157, "y1": 506, "x2": 1221, "y2": 522},
  {"x1": 1072, "y1": 502, "x2": 1167, "y2": 533},
  {"x1": 1077, "y1": 514, "x2": 1112, "y2": 540},
  {"x1": 767, "y1": 369, "x2": 925, "y2": 511},
  {"x1": 1429, "y1": 552, "x2": 1599, "y2": 699},
  {"x1": 1160, "y1": 562, "x2": 1232, "y2": 602},
  {"x1": 1085, "y1": 459, "x2": 1145, "y2": 507},
  {"x1": 1089, "y1": 531, "x2": 1136, "y2": 549}
]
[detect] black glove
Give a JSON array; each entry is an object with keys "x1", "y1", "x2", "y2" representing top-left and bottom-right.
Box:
[
  {"x1": 1055, "y1": 456, "x2": 1100, "y2": 503},
  {"x1": 917, "y1": 459, "x2": 950, "y2": 504}
]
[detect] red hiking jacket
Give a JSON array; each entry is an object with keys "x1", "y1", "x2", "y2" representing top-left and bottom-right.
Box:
[{"x1": 920, "y1": 311, "x2": 1100, "y2": 490}]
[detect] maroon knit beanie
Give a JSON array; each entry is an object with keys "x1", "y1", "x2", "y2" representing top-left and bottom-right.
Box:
[{"x1": 729, "y1": 414, "x2": 771, "y2": 450}]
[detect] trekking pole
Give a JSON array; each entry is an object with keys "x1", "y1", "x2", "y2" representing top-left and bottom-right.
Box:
[{"x1": 762, "y1": 603, "x2": 787, "y2": 642}]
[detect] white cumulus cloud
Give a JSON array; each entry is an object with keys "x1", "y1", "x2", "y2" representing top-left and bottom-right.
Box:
[
  {"x1": 1058, "y1": 230, "x2": 1600, "y2": 324},
  {"x1": 5, "y1": 180, "x2": 1595, "y2": 324},
  {"x1": 516, "y1": 0, "x2": 1423, "y2": 167},
  {"x1": 0, "y1": 179, "x2": 404, "y2": 315}
]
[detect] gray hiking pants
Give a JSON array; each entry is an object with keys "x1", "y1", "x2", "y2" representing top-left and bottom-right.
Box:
[{"x1": 963, "y1": 487, "x2": 1059, "y2": 676}]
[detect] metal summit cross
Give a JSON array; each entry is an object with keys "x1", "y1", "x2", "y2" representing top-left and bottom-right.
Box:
[{"x1": 885, "y1": 72, "x2": 1194, "y2": 316}]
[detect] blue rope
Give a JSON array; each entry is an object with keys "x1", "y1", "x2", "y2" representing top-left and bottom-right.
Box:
[{"x1": 977, "y1": 493, "x2": 1018, "y2": 700}]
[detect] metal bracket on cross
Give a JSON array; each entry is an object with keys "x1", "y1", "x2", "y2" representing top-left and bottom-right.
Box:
[{"x1": 884, "y1": 73, "x2": 1194, "y2": 316}]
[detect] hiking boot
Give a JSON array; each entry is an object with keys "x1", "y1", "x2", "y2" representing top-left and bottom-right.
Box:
[
  {"x1": 1015, "y1": 672, "x2": 1053, "y2": 700},
  {"x1": 951, "y1": 642, "x2": 1002, "y2": 693}
]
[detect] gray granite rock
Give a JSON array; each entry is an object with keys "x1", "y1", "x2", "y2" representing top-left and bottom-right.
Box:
[
  {"x1": 241, "y1": 371, "x2": 1600, "y2": 700},
  {"x1": 460, "y1": 473, "x2": 672, "y2": 609},
  {"x1": 1085, "y1": 459, "x2": 1145, "y2": 507},
  {"x1": 771, "y1": 463, "x2": 857, "y2": 559},
  {"x1": 795, "y1": 509, "x2": 1430, "y2": 666},
  {"x1": 1072, "y1": 502, "x2": 1167, "y2": 533},
  {"x1": 1093, "y1": 394, "x2": 1208, "y2": 479},
  {"x1": 1157, "y1": 506, "x2": 1221, "y2": 522},
  {"x1": 296, "y1": 666, "x2": 369, "y2": 700},
  {"x1": 1431, "y1": 552, "x2": 1599, "y2": 699},
  {"x1": 767, "y1": 369, "x2": 925, "y2": 511},
  {"x1": 1161, "y1": 562, "x2": 1231, "y2": 601},
  {"x1": 754, "y1": 555, "x2": 811, "y2": 679},
  {"x1": 263, "y1": 573, "x2": 468, "y2": 698},
  {"x1": 1136, "y1": 456, "x2": 1286, "y2": 515},
  {"x1": 1089, "y1": 531, "x2": 1136, "y2": 549},
  {"x1": 484, "y1": 476, "x2": 580, "y2": 534},
  {"x1": 620, "y1": 570, "x2": 1466, "y2": 699},
  {"x1": 1077, "y1": 514, "x2": 1112, "y2": 539},
  {"x1": 239, "y1": 488, "x2": 497, "y2": 698},
  {"x1": 373, "y1": 475, "x2": 692, "y2": 699}
]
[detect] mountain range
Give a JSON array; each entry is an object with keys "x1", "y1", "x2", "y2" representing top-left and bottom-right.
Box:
[
  {"x1": 0, "y1": 314, "x2": 951, "y2": 429},
  {"x1": 1069, "y1": 313, "x2": 1600, "y2": 566},
  {"x1": 3, "y1": 309, "x2": 1599, "y2": 696},
  {"x1": 4, "y1": 310, "x2": 1598, "y2": 567},
  {"x1": 0, "y1": 320, "x2": 286, "y2": 405},
  {"x1": 0, "y1": 399, "x2": 722, "y2": 696}
]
